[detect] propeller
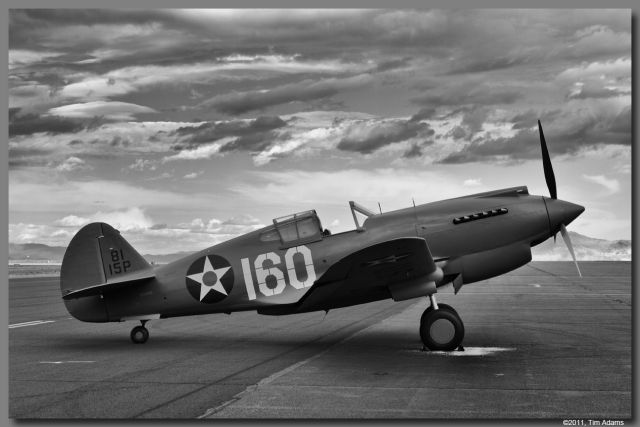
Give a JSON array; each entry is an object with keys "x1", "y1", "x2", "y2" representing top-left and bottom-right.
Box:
[
  {"x1": 538, "y1": 120, "x2": 582, "y2": 277},
  {"x1": 560, "y1": 224, "x2": 582, "y2": 278},
  {"x1": 538, "y1": 120, "x2": 557, "y2": 200}
]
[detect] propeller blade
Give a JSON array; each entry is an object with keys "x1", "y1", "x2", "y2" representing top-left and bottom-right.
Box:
[
  {"x1": 538, "y1": 120, "x2": 557, "y2": 200},
  {"x1": 560, "y1": 223, "x2": 582, "y2": 277}
]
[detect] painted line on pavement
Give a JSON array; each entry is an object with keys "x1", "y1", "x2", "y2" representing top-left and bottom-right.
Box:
[
  {"x1": 39, "y1": 361, "x2": 95, "y2": 364},
  {"x1": 9, "y1": 320, "x2": 55, "y2": 328}
]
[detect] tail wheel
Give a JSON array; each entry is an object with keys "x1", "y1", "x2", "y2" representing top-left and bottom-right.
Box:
[
  {"x1": 420, "y1": 305, "x2": 464, "y2": 351},
  {"x1": 130, "y1": 325, "x2": 149, "y2": 344}
]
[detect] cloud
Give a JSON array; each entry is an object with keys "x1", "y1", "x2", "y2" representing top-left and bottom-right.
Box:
[
  {"x1": 54, "y1": 156, "x2": 92, "y2": 172},
  {"x1": 167, "y1": 111, "x2": 441, "y2": 165},
  {"x1": 403, "y1": 143, "x2": 424, "y2": 159},
  {"x1": 183, "y1": 171, "x2": 203, "y2": 179},
  {"x1": 410, "y1": 107, "x2": 438, "y2": 122},
  {"x1": 439, "y1": 100, "x2": 631, "y2": 164},
  {"x1": 8, "y1": 49, "x2": 64, "y2": 68},
  {"x1": 9, "y1": 177, "x2": 217, "y2": 214},
  {"x1": 9, "y1": 112, "x2": 86, "y2": 136},
  {"x1": 463, "y1": 178, "x2": 482, "y2": 187},
  {"x1": 162, "y1": 141, "x2": 226, "y2": 162},
  {"x1": 129, "y1": 158, "x2": 157, "y2": 171},
  {"x1": 54, "y1": 207, "x2": 154, "y2": 231},
  {"x1": 582, "y1": 174, "x2": 620, "y2": 194},
  {"x1": 556, "y1": 58, "x2": 631, "y2": 83},
  {"x1": 199, "y1": 74, "x2": 374, "y2": 115},
  {"x1": 566, "y1": 83, "x2": 630, "y2": 100},
  {"x1": 10, "y1": 121, "x2": 193, "y2": 167},
  {"x1": 11, "y1": 208, "x2": 266, "y2": 253},
  {"x1": 48, "y1": 101, "x2": 157, "y2": 120},
  {"x1": 173, "y1": 116, "x2": 287, "y2": 151},
  {"x1": 6, "y1": 9, "x2": 631, "y2": 249},
  {"x1": 413, "y1": 84, "x2": 523, "y2": 108},
  {"x1": 567, "y1": 25, "x2": 631, "y2": 60},
  {"x1": 231, "y1": 168, "x2": 481, "y2": 216},
  {"x1": 337, "y1": 119, "x2": 434, "y2": 154}
]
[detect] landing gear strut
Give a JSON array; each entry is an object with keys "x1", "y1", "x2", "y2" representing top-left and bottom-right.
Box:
[
  {"x1": 130, "y1": 320, "x2": 149, "y2": 344},
  {"x1": 420, "y1": 295, "x2": 464, "y2": 351}
]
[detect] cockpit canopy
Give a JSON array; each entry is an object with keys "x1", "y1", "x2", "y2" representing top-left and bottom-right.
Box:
[
  {"x1": 260, "y1": 210, "x2": 323, "y2": 247},
  {"x1": 260, "y1": 202, "x2": 377, "y2": 247}
]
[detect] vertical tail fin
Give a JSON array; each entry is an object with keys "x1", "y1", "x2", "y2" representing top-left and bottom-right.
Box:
[{"x1": 61, "y1": 222, "x2": 154, "y2": 299}]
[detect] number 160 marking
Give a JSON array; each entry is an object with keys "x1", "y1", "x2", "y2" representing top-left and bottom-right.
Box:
[{"x1": 241, "y1": 245, "x2": 316, "y2": 300}]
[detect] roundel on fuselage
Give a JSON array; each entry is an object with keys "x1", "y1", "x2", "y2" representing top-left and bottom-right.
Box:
[{"x1": 185, "y1": 255, "x2": 234, "y2": 304}]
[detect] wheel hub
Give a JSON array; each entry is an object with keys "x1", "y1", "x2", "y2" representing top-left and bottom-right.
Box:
[{"x1": 429, "y1": 318, "x2": 455, "y2": 344}]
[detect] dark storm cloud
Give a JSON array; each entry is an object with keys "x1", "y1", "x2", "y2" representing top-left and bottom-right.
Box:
[
  {"x1": 403, "y1": 143, "x2": 424, "y2": 158},
  {"x1": 10, "y1": 9, "x2": 167, "y2": 27},
  {"x1": 375, "y1": 57, "x2": 413, "y2": 73},
  {"x1": 175, "y1": 116, "x2": 286, "y2": 140},
  {"x1": 7, "y1": 9, "x2": 631, "y2": 167},
  {"x1": 172, "y1": 116, "x2": 287, "y2": 153},
  {"x1": 439, "y1": 107, "x2": 631, "y2": 164},
  {"x1": 8, "y1": 146, "x2": 54, "y2": 169},
  {"x1": 412, "y1": 83, "x2": 524, "y2": 141},
  {"x1": 410, "y1": 107, "x2": 438, "y2": 122},
  {"x1": 9, "y1": 147, "x2": 53, "y2": 159},
  {"x1": 9, "y1": 108, "x2": 21, "y2": 121},
  {"x1": 447, "y1": 56, "x2": 530, "y2": 75},
  {"x1": 446, "y1": 126, "x2": 468, "y2": 141},
  {"x1": 337, "y1": 120, "x2": 434, "y2": 155},
  {"x1": 199, "y1": 75, "x2": 372, "y2": 115},
  {"x1": 10, "y1": 10, "x2": 630, "y2": 76},
  {"x1": 219, "y1": 129, "x2": 293, "y2": 153},
  {"x1": 9, "y1": 9, "x2": 173, "y2": 47},
  {"x1": 110, "y1": 136, "x2": 130, "y2": 147},
  {"x1": 12, "y1": 71, "x2": 67, "y2": 92},
  {"x1": 9, "y1": 112, "x2": 85, "y2": 136}
]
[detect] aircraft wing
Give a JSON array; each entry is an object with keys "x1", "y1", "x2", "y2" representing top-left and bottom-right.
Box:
[
  {"x1": 269, "y1": 237, "x2": 441, "y2": 314},
  {"x1": 318, "y1": 237, "x2": 437, "y2": 286}
]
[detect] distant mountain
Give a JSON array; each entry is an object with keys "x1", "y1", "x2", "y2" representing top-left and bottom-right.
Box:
[
  {"x1": 531, "y1": 231, "x2": 631, "y2": 261},
  {"x1": 9, "y1": 243, "x2": 66, "y2": 261},
  {"x1": 143, "y1": 252, "x2": 193, "y2": 265},
  {"x1": 8, "y1": 232, "x2": 631, "y2": 263},
  {"x1": 8, "y1": 242, "x2": 193, "y2": 265}
]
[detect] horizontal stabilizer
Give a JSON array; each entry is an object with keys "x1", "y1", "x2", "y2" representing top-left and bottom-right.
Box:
[{"x1": 62, "y1": 269, "x2": 155, "y2": 300}]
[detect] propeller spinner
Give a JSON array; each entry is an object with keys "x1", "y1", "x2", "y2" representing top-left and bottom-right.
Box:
[{"x1": 537, "y1": 120, "x2": 584, "y2": 277}]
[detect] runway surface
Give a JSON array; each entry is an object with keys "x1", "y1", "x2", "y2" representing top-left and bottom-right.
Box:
[{"x1": 9, "y1": 261, "x2": 631, "y2": 419}]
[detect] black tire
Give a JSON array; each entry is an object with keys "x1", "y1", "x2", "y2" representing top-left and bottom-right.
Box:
[
  {"x1": 130, "y1": 326, "x2": 149, "y2": 344},
  {"x1": 420, "y1": 306, "x2": 464, "y2": 351},
  {"x1": 420, "y1": 303, "x2": 455, "y2": 325}
]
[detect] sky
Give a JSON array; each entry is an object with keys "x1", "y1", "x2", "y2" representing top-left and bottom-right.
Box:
[{"x1": 8, "y1": 9, "x2": 632, "y2": 254}]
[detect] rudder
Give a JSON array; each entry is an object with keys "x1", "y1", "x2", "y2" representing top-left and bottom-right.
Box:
[{"x1": 61, "y1": 222, "x2": 152, "y2": 298}]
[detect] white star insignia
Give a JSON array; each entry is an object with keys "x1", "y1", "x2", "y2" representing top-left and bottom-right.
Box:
[{"x1": 187, "y1": 256, "x2": 231, "y2": 301}]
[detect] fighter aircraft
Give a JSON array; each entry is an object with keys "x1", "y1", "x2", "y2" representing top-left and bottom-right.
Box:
[{"x1": 60, "y1": 121, "x2": 584, "y2": 350}]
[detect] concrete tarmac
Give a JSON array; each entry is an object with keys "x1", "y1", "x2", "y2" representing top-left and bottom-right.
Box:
[{"x1": 9, "y1": 261, "x2": 631, "y2": 419}]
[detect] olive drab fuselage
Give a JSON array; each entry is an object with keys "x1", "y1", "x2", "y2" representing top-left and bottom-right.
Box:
[{"x1": 63, "y1": 186, "x2": 584, "y2": 323}]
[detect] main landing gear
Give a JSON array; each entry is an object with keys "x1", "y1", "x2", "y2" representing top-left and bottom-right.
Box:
[
  {"x1": 130, "y1": 320, "x2": 149, "y2": 344},
  {"x1": 420, "y1": 295, "x2": 464, "y2": 351}
]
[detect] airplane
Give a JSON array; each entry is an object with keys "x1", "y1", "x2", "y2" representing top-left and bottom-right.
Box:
[{"x1": 60, "y1": 121, "x2": 584, "y2": 350}]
